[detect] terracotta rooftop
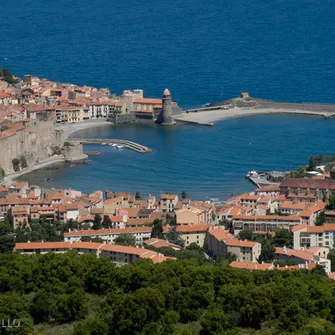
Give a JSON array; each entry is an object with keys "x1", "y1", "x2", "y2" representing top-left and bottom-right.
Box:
[
  {"x1": 280, "y1": 178, "x2": 335, "y2": 190},
  {"x1": 64, "y1": 226, "x2": 152, "y2": 237},
  {"x1": 230, "y1": 261, "x2": 272, "y2": 271},
  {"x1": 225, "y1": 239, "x2": 257, "y2": 248}
]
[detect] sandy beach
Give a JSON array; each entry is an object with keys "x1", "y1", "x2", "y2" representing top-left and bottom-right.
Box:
[
  {"x1": 174, "y1": 107, "x2": 331, "y2": 124},
  {"x1": 56, "y1": 120, "x2": 111, "y2": 139}
]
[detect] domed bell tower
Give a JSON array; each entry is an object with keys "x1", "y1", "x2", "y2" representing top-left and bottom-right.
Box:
[{"x1": 160, "y1": 88, "x2": 175, "y2": 125}]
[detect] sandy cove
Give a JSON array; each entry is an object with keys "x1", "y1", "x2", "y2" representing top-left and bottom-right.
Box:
[
  {"x1": 55, "y1": 119, "x2": 111, "y2": 139},
  {"x1": 174, "y1": 107, "x2": 332, "y2": 124}
]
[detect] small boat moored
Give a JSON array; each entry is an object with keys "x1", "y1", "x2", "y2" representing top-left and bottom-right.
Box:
[
  {"x1": 116, "y1": 145, "x2": 124, "y2": 149},
  {"x1": 102, "y1": 143, "x2": 107, "y2": 146},
  {"x1": 245, "y1": 170, "x2": 258, "y2": 178}
]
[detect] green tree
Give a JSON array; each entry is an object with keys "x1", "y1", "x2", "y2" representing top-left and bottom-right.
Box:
[
  {"x1": 0, "y1": 234, "x2": 15, "y2": 253},
  {"x1": 200, "y1": 307, "x2": 229, "y2": 335},
  {"x1": 55, "y1": 289, "x2": 88, "y2": 323},
  {"x1": 186, "y1": 242, "x2": 202, "y2": 251},
  {"x1": 273, "y1": 229, "x2": 292, "y2": 247},
  {"x1": 315, "y1": 210, "x2": 325, "y2": 226},
  {"x1": 0, "y1": 293, "x2": 34, "y2": 334},
  {"x1": 12, "y1": 158, "x2": 20, "y2": 172},
  {"x1": 181, "y1": 191, "x2": 188, "y2": 200},
  {"x1": 0, "y1": 167, "x2": 5, "y2": 179},
  {"x1": 308, "y1": 155, "x2": 317, "y2": 171},
  {"x1": 135, "y1": 191, "x2": 142, "y2": 200},
  {"x1": 311, "y1": 264, "x2": 327, "y2": 276},
  {"x1": 0, "y1": 221, "x2": 12, "y2": 236},
  {"x1": 114, "y1": 233, "x2": 136, "y2": 246},
  {"x1": 151, "y1": 219, "x2": 164, "y2": 239},
  {"x1": 166, "y1": 227, "x2": 185, "y2": 247},
  {"x1": 103, "y1": 215, "x2": 112, "y2": 228},
  {"x1": 217, "y1": 252, "x2": 237, "y2": 264},
  {"x1": 81, "y1": 236, "x2": 104, "y2": 243},
  {"x1": 30, "y1": 289, "x2": 57, "y2": 323},
  {"x1": 258, "y1": 241, "x2": 275, "y2": 262},
  {"x1": 0, "y1": 69, "x2": 19, "y2": 84},
  {"x1": 20, "y1": 155, "x2": 28, "y2": 169},
  {"x1": 327, "y1": 195, "x2": 335, "y2": 210},
  {"x1": 279, "y1": 301, "x2": 307, "y2": 332},
  {"x1": 73, "y1": 315, "x2": 109, "y2": 335},
  {"x1": 238, "y1": 230, "x2": 253, "y2": 241},
  {"x1": 93, "y1": 214, "x2": 102, "y2": 230},
  {"x1": 328, "y1": 249, "x2": 335, "y2": 272}
]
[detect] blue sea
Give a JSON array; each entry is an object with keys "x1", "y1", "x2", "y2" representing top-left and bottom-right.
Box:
[{"x1": 2, "y1": 0, "x2": 335, "y2": 199}]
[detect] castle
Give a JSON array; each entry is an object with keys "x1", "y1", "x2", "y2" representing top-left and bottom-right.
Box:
[{"x1": 0, "y1": 112, "x2": 68, "y2": 176}]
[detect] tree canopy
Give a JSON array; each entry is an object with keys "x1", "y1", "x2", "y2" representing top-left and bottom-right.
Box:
[
  {"x1": 0, "y1": 252, "x2": 334, "y2": 334},
  {"x1": 0, "y1": 68, "x2": 19, "y2": 84},
  {"x1": 114, "y1": 233, "x2": 136, "y2": 246}
]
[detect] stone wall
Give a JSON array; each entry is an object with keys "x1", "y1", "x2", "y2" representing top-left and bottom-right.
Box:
[
  {"x1": 0, "y1": 113, "x2": 66, "y2": 174},
  {"x1": 107, "y1": 113, "x2": 136, "y2": 124},
  {"x1": 62, "y1": 143, "x2": 87, "y2": 161}
]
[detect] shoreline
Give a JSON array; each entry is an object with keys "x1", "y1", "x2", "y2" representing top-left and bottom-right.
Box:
[
  {"x1": 55, "y1": 120, "x2": 111, "y2": 139},
  {"x1": 1, "y1": 156, "x2": 66, "y2": 185},
  {"x1": 174, "y1": 107, "x2": 332, "y2": 124}
]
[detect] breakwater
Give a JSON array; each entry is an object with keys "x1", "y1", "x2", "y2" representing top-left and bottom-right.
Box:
[{"x1": 70, "y1": 138, "x2": 152, "y2": 153}]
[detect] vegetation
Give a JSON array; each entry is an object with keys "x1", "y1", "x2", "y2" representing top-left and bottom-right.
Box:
[
  {"x1": 0, "y1": 253, "x2": 334, "y2": 334},
  {"x1": 327, "y1": 195, "x2": 335, "y2": 210},
  {"x1": 81, "y1": 236, "x2": 104, "y2": 243},
  {"x1": 328, "y1": 249, "x2": 335, "y2": 272},
  {"x1": 0, "y1": 68, "x2": 19, "y2": 84},
  {"x1": 113, "y1": 109, "x2": 122, "y2": 114},
  {"x1": 151, "y1": 219, "x2": 164, "y2": 239},
  {"x1": 0, "y1": 167, "x2": 5, "y2": 180},
  {"x1": 22, "y1": 87, "x2": 34, "y2": 94},
  {"x1": 12, "y1": 158, "x2": 20, "y2": 172},
  {"x1": 290, "y1": 153, "x2": 335, "y2": 177},
  {"x1": 166, "y1": 227, "x2": 185, "y2": 247},
  {"x1": 114, "y1": 233, "x2": 136, "y2": 246},
  {"x1": 135, "y1": 191, "x2": 142, "y2": 200},
  {"x1": 238, "y1": 229, "x2": 253, "y2": 241},
  {"x1": 181, "y1": 191, "x2": 188, "y2": 200},
  {"x1": 103, "y1": 215, "x2": 112, "y2": 228},
  {"x1": 63, "y1": 141, "x2": 74, "y2": 147},
  {"x1": 20, "y1": 155, "x2": 28, "y2": 169},
  {"x1": 316, "y1": 210, "x2": 326, "y2": 226},
  {"x1": 92, "y1": 214, "x2": 102, "y2": 230},
  {"x1": 51, "y1": 145, "x2": 63, "y2": 156}
]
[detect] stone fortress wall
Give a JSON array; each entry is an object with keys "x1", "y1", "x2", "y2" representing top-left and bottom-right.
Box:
[{"x1": 0, "y1": 112, "x2": 67, "y2": 175}]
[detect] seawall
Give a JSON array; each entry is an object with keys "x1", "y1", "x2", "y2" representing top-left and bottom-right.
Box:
[{"x1": 175, "y1": 107, "x2": 332, "y2": 125}]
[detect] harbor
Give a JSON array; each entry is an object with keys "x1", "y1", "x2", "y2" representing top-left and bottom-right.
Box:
[
  {"x1": 70, "y1": 138, "x2": 152, "y2": 153},
  {"x1": 245, "y1": 170, "x2": 286, "y2": 188}
]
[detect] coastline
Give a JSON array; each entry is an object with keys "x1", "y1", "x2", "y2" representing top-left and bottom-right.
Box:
[
  {"x1": 1, "y1": 121, "x2": 110, "y2": 185},
  {"x1": 1, "y1": 156, "x2": 66, "y2": 185},
  {"x1": 56, "y1": 119, "x2": 111, "y2": 139},
  {"x1": 174, "y1": 107, "x2": 332, "y2": 124}
]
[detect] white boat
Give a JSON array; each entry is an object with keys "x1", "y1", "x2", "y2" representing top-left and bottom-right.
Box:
[
  {"x1": 116, "y1": 145, "x2": 124, "y2": 149},
  {"x1": 245, "y1": 170, "x2": 258, "y2": 178},
  {"x1": 102, "y1": 143, "x2": 107, "y2": 146},
  {"x1": 112, "y1": 143, "x2": 118, "y2": 147},
  {"x1": 109, "y1": 143, "x2": 114, "y2": 146}
]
